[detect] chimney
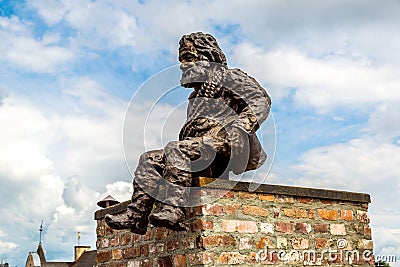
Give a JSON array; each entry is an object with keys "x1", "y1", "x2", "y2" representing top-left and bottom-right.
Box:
[{"x1": 97, "y1": 195, "x2": 119, "y2": 208}]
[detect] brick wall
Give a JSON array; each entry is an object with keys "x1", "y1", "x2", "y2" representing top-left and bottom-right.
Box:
[{"x1": 94, "y1": 177, "x2": 373, "y2": 266}]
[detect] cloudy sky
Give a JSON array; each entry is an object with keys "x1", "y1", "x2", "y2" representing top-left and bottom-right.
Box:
[{"x1": 1, "y1": 0, "x2": 400, "y2": 265}]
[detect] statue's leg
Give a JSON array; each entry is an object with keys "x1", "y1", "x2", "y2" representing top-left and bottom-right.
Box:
[
  {"x1": 106, "y1": 149, "x2": 164, "y2": 234},
  {"x1": 149, "y1": 139, "x2": 201, "y2": 231}
]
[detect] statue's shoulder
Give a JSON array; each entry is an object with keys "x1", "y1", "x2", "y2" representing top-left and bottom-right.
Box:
[{"x1": 225, "y1": 68, "x2": 263, "y2": 88}]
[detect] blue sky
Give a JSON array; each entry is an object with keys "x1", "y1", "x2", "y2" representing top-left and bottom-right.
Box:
[{"x1": 1, "y1": 0, "x2": 400, "y2": 266}]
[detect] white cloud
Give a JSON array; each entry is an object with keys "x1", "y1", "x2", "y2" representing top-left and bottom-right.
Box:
[
  {"x1": 0, "y1": 16, "x2": 74, "y2": 73},
  {"x1": 231, "y1": 44, "x2": 400, "y2": 112}
]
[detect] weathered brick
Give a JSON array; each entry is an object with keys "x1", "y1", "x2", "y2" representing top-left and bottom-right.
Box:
[
  {"x1": 112, "y1": 249, "x2": 123, "y2": 260},
  {"x1": 259, "y1": 194, "x2": 274, "y2": 201},
  {"x1": 277, "y1": 236, "x2": 287, "y2": 248},
  {"x1": 140, "y1": 244, "x2": 148, "y2": 257},
  {"x1": 110, "y1": 235, "x2": 119, "y2": 247},
  {"x1": 154, "y1": 228, "x2": 168, "y2": 240},
  {"x1": 242, "y1": 205, "x2": 268, "y2": 217},
  {"x1": 256, "y1": 237, "x2": 271, "y2": 249},
  {"x1": 100, "y1": 238, "x2": 109, "y2": 248},
  {"x1": 314, "y1": 224, "x2": 329, "y2": 233},
  {"x1": 200, "y1": 235, "x2": 236, "y2": 247},
  {"x1": 276, "y1": 222, "x2": 293, "y2": 234},
  {"x1": 123, "y1": 246, "x2": 141, "y2": 259},
  {"x1": 166, "y1": 240, "x2": 179, "y2": 251},
  {"x1": 238, "y1": 192, "x2": 257, "y2": 199},
  {"x1": 341, "y1": 210, "x2": 354, "y2": 220},
  {"x1": 191, "y1": 219, "x2": 213, "y2": 231},
  {"x1": 295, "y1": 223, "x2": 311, "y2": 234},
  {"x1": 284, "y1": 208, "x2": 307, "y2": 218},
  {"x1": 96, "y1": 226, "x2": 105, "y2": 237},
  {"x1": 275, "y1": 196, "x2": 294, "y2": 203},
  {"x1": 246, "y1": 252, "x2": 257, "y2": 265},
  {"x1": 174, "y1": 255, "x2": 187, "y2": 267},
  {"x1": 157, "y1": 256, "x2": 172, "y2": 267},
  {"x1": 315, "y1": 238, "x2": 328, "y2": 249},
  {"x1": 188, "y1": 252, "x2": 214, "y2": 265},
  {"x1": 308, "y1": 209, "x2": 315, "y2": 219},
  {"x1": 148, "y1": 243, "x2": 164, "y2": 255},
  {"x1": 291, "y1": 238, "x2": 309, "y2": 249},
  {"x1": 214, "y1": 189, "x2": 235, "y2": 198},
  {"x1": 273, "y1": 208, "x2": 280, "y2": 218},
  {"x1": 217, "y1": 252, "x2": 246, "y2": 265},
  {"x1": 120, "y1": 233, "x2": 131, "y2": 246},
  {"x1": 330, "y1": 224, "x2": 346, "y2": 235},
  {"x1": 222, "y1": 220, "x2": 258, "y2": 233},
  {"x1": 225, "y1": 204, "x2": 240, "y2": 215},
  {"x1": 260, "y1": 222, "x2": 274, "y2": 234},
  {"x1": 358, "y1": 239, "x2": 373, "y2": 249},
  {"x1": 364, "y1": 226, "x2": 372, "y2": 237},
  {"x1": 141, "y1": 230, "x2": 153, "y2": 241},
  {"x1": 321, "y1": 199, "x2": 334, "y2": 204},
  {"x1": 239, "y1": 237, "x2": 254, "y2": 250},
  {"x1": 181, "y1": 237, "x2": 196, "y2": 249},
  {"x1": 97, "y1": 251, "x2": 111, "y2": 263},
  {"x1": 201, "y1": 203, "x2": 224, "y2": 215},
  {"x1": 356, "y1": 210, "x2": 370, "y2": 223},
  {"x1": 317, "y1": 209, "x2": 338, "y2": 220},
  {"x1": 297, "y1": 197, "x2": 313, "y2": 204}
]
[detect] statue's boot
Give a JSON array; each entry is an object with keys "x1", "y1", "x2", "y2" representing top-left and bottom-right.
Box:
[
  {"x1": 149, "y1": 205, "x2": 188, "y2": 231},
  {"x1": 105, "y1": 213, "x2": 148, "y2": 235}
]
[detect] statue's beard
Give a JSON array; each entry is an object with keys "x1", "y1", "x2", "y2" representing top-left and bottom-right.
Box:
[{"x1": 180, "y1": 61, "x2": 212, "y2": 88}]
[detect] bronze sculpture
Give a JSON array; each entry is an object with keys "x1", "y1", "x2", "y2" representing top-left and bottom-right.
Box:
[{"x1": 105, "y1": 32, "x2": 271, "y2": 234}]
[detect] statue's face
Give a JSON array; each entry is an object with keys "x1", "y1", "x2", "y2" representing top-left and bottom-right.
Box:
[{"x1": 179, "y1": 41, "x2": 211, "y2": 88}]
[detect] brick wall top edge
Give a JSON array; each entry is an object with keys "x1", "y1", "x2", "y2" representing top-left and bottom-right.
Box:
[
  {"x1": 193, "y1": 177, "x2": 371, "y2": 204},
  {"x1": 94, "y1": 177, "x2": 371, "y2": 220}
]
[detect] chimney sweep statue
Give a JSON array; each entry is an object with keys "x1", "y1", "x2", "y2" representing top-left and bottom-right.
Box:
[{"x1": 106, "y1": 32, "x2": 271, "y2": 234}]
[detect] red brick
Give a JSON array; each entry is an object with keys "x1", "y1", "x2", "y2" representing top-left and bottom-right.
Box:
[
  {"x1": 315, "y1": 238, "x2": 328, "y2": 249},
  {"x1": 120, "y1": 233, "x2": 131, "y2": 246},
  {"x1": 174, "y1": 255, "x2": 187, "y2": 267},
  {"x1": 321, "y1": 199, "x2": 334, "y2": 204},
  {"x1": 283, "y1": 208, "x2": 307, "y2": 218},
  {"x1": 276, "y1": 222, "x2": 293, "y2": 234},
  {"x1": 238, "y1": 192, "x2": 257, "y2": 199},
  {"x1": 123, "y1": 246, "x2": 140, "y2": 259},
  {"x1": 341, "y1": 210, "x2": 353, "y2": 220},
  {"x1": 242, "y1": 205, "x2": 268, "y2": 217},
  {"x1": 191, "y1": 219, "x2": 213, "y2": 231},
  {"x1": 217, "y1": 252, "x2": 246, "y2": 265},
  {"x1": 141, "y1": 230, "x2": 153, "y2": 241},
  {"x1": 154, "y1": 228, "x2": 168, "y2": 240},
  {"x1": 226, "y1": 204, "x2": 240, "y2": 215},
  {"x1": 246, "y1": 252, "x2": 257, "y2": 265},
  {"x1": 364, "y1": 226, "x2": 372, "y2": 237},
  {"x1": 356, "y1": 210, "x2": 370, "y2": 223},
  {"x1": 112, "y1": 249, "x2": 123, "y2": 260},
  {"x1": 317, "y1": 209, "x2": 338, "y2": 220},
  {"x1": 188, "y1": 252, "x2": 214, "y2": 265},
  {"x1": 214, "y1": 189, "x2": 235, "y2": 198},
  {"x1": 96, "y1": 226, "x2": 105, "y2": 237},
  {"x1": 273, "y1": 208, "x2": 280, "y2": 218},
  {"x1": 201, "y1": 203, "x2": 224, "y2": 215},
  {"x1": 222, "y1": 220, "x2": 258, "y2": 233},
  {"x1": 295, "y1": 223, "x2": 311, "y2": 234},
  {"x1": 239, "y1": 237, "x2": 254, "y2": 250},
  {"x1": 149, "y1": 243, "x2": 164, "y2": 255},
  {"x1": 308, "y1": 210, "x2": 315, "y2": 219},
  {"x1": 110, "y1": 235, "x2": 119, "y2": 247},
  {"x1": 157, "y1": 256, "x2": 172, "y2": 267},
  {"x1": 275, "y1": 196, "x2": 294, "y2": 203},
  {"x1": 255, "y1": 237, "x2": 271, "y2": 249},
  {"x1": 297, "y1": 197, "x2": 313, "y2": 204},
  {"x1": 200, "y1": 235, "x2": 236, "y2": 247},
  {"x1": 357, "y1": 239, "x2": 373, "y2": 249},
  {"x1": 314, "y1": 224, "x2": 329, "y2": 233},
  {"x1": 259, "y1": 194, "x2": 274, "y2": 201},
  {"x1": 96, "y1": 251, "x2": 111, "y2": 263},
  {"x1": 166, "y1": 240, "x2": 179, "y2": 251},
  {"x1": 181, "y1": 237, "x2": 196, "y2": 249},
  {"x1": 291, "y1": 238, "x2": 309, "y2": 249},
  {"x1": 105, "y1": 225, "x2": 114, "y2": 235},
  {"x1": 140, "y1": 244, "x2": 148, "y2": 257},
  {"x1": 330, "y1": 224, "x2": 346, "y2": 235},
  {"x1": 100, "y1": 238, "x2": 109, "y2": 248}
]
